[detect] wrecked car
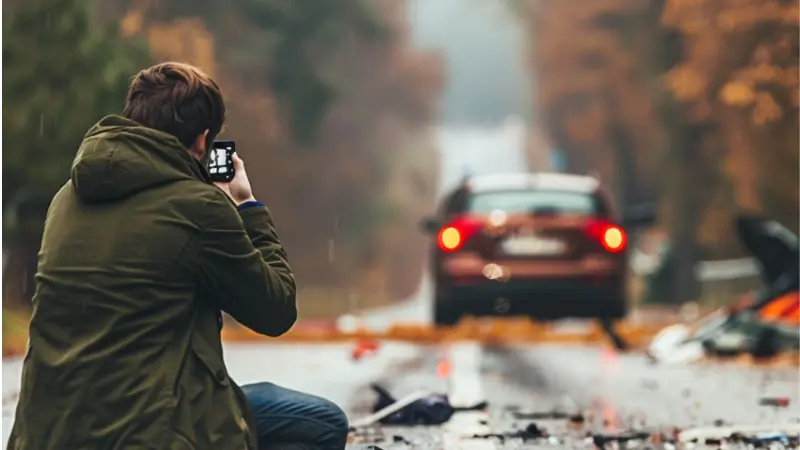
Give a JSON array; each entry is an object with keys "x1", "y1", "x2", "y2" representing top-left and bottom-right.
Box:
[{"x1": 647, "y1": 214, "x2": 799, "y2": 363}]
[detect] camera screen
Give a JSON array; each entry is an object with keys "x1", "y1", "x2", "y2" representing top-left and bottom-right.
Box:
[{"x1": 208, "y1": 145, "x2": 232, "y2": 175}]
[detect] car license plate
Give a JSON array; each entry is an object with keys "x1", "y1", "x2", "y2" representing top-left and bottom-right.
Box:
[{"x1": 502, "y1": 236, "x2": 566, "y2": 255}]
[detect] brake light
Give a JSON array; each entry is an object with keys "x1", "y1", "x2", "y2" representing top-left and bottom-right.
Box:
[
  {"x1": 437, "y1": 216, "x2": 484, "y2": 252},
  {"x1": 602, "y1": 226, "x2": 626, "y2": 252},
  {"x1": 439, "y1": 227, "x2": 462, "y2": 251},
  {"x1": 586, "y1": 219, "x2": 627, "y2": 253}
]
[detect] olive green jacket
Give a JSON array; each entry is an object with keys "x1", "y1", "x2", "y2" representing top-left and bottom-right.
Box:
[{"x1": 8, "y1": 116, "x2": 297, "y2": 450}]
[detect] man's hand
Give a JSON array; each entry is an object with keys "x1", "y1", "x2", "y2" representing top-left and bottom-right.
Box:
[{"x1": 214, "y1": 153, "x2": 256, "y2": 206}]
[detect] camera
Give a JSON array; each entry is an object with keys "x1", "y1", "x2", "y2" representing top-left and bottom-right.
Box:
[{"x1": 207, "y1": 140, "x2": 235, "y2": 182}]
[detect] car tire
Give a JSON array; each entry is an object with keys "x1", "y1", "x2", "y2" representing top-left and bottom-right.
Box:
[
  {"x1": 603, "y1": 298, "x2": 628, "y2": 320},
  {"x1": 433, "y1": 299, "x2": 461, "y2": 327}
]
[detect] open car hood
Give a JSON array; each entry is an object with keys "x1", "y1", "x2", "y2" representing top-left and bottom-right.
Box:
[{"x1": 735, "y1": 215, "x2": 799, "y2": 286}]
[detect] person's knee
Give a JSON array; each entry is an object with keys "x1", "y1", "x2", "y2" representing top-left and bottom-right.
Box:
[
  {"x1": 241, "y1": 382, "x2": 349, "y2": 447},
  {"x1": 316, "y1": 398, "x2": 349, "y2": 443},
  {"x1": 241, "y1": 381, "x2": 275, "y2": 398}
]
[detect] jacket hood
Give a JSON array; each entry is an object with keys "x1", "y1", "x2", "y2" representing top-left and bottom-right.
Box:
[{"x1": 71, "y1": 115, "x2": 210, "y2": 202}]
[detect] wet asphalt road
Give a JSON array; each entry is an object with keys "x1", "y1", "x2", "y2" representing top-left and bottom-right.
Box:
[
  {"x1": 346, "y1": 342, "x2": 800, "y2": 449},
  {"x1": 4, "y1": 341, "x2": 799, "y2": 448}
]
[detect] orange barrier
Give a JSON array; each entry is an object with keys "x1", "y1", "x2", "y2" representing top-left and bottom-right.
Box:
[
  {"x1": 4, "y1": 306, "x2": 795, "y2": 367},
  {"x1": 2, "y1": 305, "x2": 692, "y2": 358},
  {"x1": 220, "y1": 316, "x2": 672, "y2": 348}
]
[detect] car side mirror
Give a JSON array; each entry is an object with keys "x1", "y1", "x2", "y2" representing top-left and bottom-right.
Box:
[
  {"x1": 419, "y1": 216, "x2": 440, "y2": 235},
  {"x1": 621, "y1": 203, "x2": 657, "y2": 229}
]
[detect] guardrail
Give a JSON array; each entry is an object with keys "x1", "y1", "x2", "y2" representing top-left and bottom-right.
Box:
[
  {"x1": 630, "y1": 250, "x2": 759, "y2": 280},
  {"x1": 630, "y1": 250, "x2": 761, "y2": 306}
]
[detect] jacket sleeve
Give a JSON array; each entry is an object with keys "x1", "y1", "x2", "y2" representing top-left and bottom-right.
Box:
[{"x1": 197, "y1": 193, "x2": 297, "y2": 337}]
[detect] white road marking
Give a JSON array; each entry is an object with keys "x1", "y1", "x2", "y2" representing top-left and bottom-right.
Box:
[
  {"x1": 444, "y1": 342, "x2": 496, "y2": 450},
  {"x1": 447, "y1": 342, "x2": 484, "y2": 408}
]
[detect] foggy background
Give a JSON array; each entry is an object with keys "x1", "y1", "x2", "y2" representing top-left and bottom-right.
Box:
[{"x1": 408, "y1": 0, "x2": 531, "y2": 126}]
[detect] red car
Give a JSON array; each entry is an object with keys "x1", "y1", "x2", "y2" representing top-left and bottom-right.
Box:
[{"x1": 420, "y1": 173, "x2": 650, "y2": 326}]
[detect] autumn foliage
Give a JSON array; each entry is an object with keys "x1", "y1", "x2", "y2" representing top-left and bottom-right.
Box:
[
  {"x1": 522, "y1": 0, "x2": 664, "y2": 207},
  {"x1": 521, "y1": 0, "x2": 798, "y2": 260},
  {"x1": 662, "y1": 0, "x2": 799, "y2": 251}
]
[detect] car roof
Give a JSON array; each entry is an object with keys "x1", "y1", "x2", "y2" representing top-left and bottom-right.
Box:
[{"x1": 462, "y1": 172, "x2": 600, "y2": 194}]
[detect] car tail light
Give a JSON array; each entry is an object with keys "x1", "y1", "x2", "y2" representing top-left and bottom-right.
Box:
[
  {"x1": 585, "y1": 219, "x2": 627, "y2": 253},
  {"x1": 437, "y1": 216, "x2": 484, "y2": 252}
]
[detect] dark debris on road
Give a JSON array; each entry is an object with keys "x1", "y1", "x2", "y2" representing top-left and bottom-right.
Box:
[
  {"x1": 347, "y1": 348, "x2": 800, "y2": 450},
  {"x1": 351, "y1": 400, "x2": 800, "y2": 449}
]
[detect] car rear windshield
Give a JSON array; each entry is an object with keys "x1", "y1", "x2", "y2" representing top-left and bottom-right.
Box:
[{"x1": 467, "y1": 190, "x2": 600, "y2": 215}]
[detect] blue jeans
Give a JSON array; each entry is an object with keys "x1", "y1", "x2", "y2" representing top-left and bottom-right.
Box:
[{"x1": 241, "y1": 382, "x2": 350, "y2": 450}]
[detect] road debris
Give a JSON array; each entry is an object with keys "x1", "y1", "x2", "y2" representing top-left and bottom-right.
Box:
[
  {"x1": 349, "y1": 388, "x2": 434, "y2": 429},
  {"x1": 471, "y1": 422, "x2": 550, "y2": 443},
  {"x1": 568, "y1": 413, "x2": 587, "y2": 429},
  {"x1": 352, "y1": 338, "x2": 381, "y2": 361},
  {"x1": 349, "y1": 425, "x2": 386, "y2": 444},
  {"x1": 510, "y1": 410, "x2": 570, "y2": 420},
  {"x1": 678, "y1": 423, "x2": 800, "y2": 443},
  {"x1": 647, "y1": 215, "x2": 800, "y2": 366},
  {"x1": 591, "y1": 431, "x2": 652, "y2": 447},
  {"x1": 760, "y1": 397, "x2": 791, "y2": 407},
  {"x1": 391, "y1": 435, "x2": 411, "y2": 445},
  {"x1": 370, "y1": 384, "x2": 454, "y2": 425},
  {"x1": 355, "y1": 384, "x2": 490, "y2": 428}
]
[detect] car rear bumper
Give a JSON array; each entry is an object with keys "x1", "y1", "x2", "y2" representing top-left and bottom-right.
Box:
[
  {"x1": 440, "y1": 252, "x2": 623, "y2": 279},
  {"x1": 436, "y1": 276, "x2": 625, "y2": 318}
]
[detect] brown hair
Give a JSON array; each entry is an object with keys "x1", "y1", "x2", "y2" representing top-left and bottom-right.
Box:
[{"x1": 122, "y1": 62, "x2": 225, "y2": 149}]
